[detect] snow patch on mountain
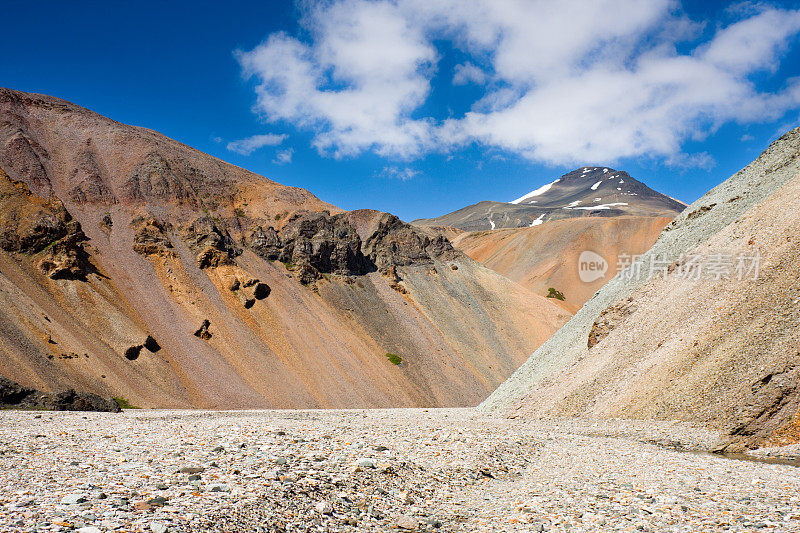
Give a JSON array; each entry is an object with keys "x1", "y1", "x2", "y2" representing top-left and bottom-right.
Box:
[
  {"x1": 510, "y1": 179, "x2": 561, "y2": 204},
  {"x1": 572, "y1": 202, "x2": 629, "y2": 210}
]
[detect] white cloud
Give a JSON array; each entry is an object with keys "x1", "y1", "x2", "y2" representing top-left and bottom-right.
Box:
[
  {"x1": 379, "y1": 166, "x2": 420, "y2": 181},
  {"x1": 236, "y1": 1, "x2": 800, "y2": 165},
  {"x1": 226, "y1": 133, "x2": 288, "y2": 155},
  {"x1": 273, "y1": 148, "x2": 294, "y2": 165},
  {"x1": 452, "y1": 62, "x2": 486, "y2": 85}
]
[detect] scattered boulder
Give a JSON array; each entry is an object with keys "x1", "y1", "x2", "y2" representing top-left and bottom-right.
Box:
[
  {"x1": 60, "y1": 494, "x2": 88, "y2": 506},
  {"x1": 143, "y1": 336, "x2": 161, "y2": 353},
  {"x1": 194, "y1": 320, "x2": 212, "y2": 340},
  {"x1": 124, "y1": 345, "x2": 142, "y2": 361},
  {"x1": 253, "y1": 282, "x2": 270, "y2": 300}
]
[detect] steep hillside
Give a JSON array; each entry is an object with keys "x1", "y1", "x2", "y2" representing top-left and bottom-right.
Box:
[
  {"x1": 483, "y1": 127, "x2": 800, "y2": 450},
  {"x1": 414, "y1": 167, "x2": 684, "y2": 232},
  {"x1": 451, "y1": 217, "x2": 673, "y2": 312},
  {"x1": 0, "y1": 88, "x2": 570, "y2": 409}
]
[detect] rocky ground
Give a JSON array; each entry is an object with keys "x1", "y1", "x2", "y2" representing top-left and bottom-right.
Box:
[{"x1": 1, "y1": 409, "x2": 799, "y2": 533}]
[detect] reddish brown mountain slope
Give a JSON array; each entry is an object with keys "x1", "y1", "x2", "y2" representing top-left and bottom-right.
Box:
[
  {"x1": 0, "y1": 88, "x2": 570, "y2": 409},
  {"x1": 451, "y1": 217, "x2": 673, "y2": 312}
]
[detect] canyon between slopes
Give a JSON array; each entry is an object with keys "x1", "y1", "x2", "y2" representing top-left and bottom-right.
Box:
[{"x1": 1, "y1": 89, "x2": 800, "y2": 532}]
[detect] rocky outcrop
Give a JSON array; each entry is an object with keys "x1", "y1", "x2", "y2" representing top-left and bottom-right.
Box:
[
  {"x1": 0, "y1": 129, "x2": 52, "y2": 198},
  {"x1": 587, "y1": 296, "x2": 637, "y2": 349},
  {"x1": 132, "y1": 217, "x2": 174, "y2": 256},
  {"x1": 0, "y1": 169, "x2": 92, "y2": 280},
  {"x1": 68, "y1": 148, "x2": 116, "y2": 205},
  {"x1": 363, "y1": 213, "x2": 458, "y2": 271},
  {"x1": 248, "y1": 226, "x2": 282, "y2": 261},
  {"x1": 37, "y1": 221, "x2": 92, "y2": 280},
  {"x1": 247, "y1": 211, "x2": 459, "y2": 284},
  {"x1": 182, "y1": 217, "x2": 239, "y2": 269},
  {"x1": 0, "y1": 376, "x2": 120, "y2": 412},
  {"x1": 122, "y1": 152, "x2": 197, "y2": 205},
  {"x1": 278, "y1": 211, "x2": 370, "y2": 281}
]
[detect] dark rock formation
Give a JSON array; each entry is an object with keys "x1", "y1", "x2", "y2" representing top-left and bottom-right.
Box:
[
  {"x1": 143, "y1": 335, "x2": 161, "y2": 353},
  {"x1": 277, "y1": 211, "x2": 369, "y2": 282},
  {"x1": 0, "y1": 169, "x2": 92, "y2": 280},
  {"x1": 248, "y1": 226, "x2": 282, "y2": 260},
  {"x1": 363, "y1": 213, "x2": 458, "y2": 271},
  {"x1": 247, "y1": 211, "x2": 459, "y2": 285},
  {"x1": 37, "y1": 220, "x2": 92, "y2": 280},
  {"x1": 0, "y1": 376, "x2": 121, "y2": 413},
  {"x1": 183, "y1": 217, "x2": 239, "y2": 269},
  {"x1": 124, "y1": 345, "x2": 142, "y2": 361},
  {"x1": 253, "y1": 282, "x2": 270, "y2": 300},
  {"x1": 194, "y1": 320, "x2": 212, "y2": 340}
]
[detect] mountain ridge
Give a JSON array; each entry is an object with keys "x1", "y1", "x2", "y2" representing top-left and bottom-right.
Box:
[
  {"x1": 0, "y1": 87, "x2": 570, "y2": 409},
  {"x1": 414, "y1": 166, "x2": 685, "y2": 232}
]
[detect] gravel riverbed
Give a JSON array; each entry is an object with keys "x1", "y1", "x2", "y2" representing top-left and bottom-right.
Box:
[{"x1": 1, "y1": 409, "x2": 799, "y2": 532}]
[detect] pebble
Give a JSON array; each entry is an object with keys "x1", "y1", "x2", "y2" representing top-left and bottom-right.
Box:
[
  {"x1": 1, "y1": 409, "x2": 798, "y2": 533},
  {"x1": 356, "y1": 457, "x2": 377, "y2": 469},
  {"x1": 60, "y1": 494, "x2": 87, "y2": 505},
  {"x1": 150, "y1": 522, "x2": 169, "y2": 533}
]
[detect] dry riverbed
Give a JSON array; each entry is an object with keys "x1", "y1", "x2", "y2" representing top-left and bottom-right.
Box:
[{"x1": 1, "y1": 409, "x2": 799, "y2": 532}]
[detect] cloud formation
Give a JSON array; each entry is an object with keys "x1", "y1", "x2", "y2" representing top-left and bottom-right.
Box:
[
  {"x1": 226, "y1": 133, "x2": 287, "y2": 155},
  {"x1": 273, "y1": 148, "x2": 294, "y2": 165},
  {"x1": 379, "y1": 166, "x2": 420, "y2": 180},
  {"x1": 236, "y1": 0, "x2": 800, "y2": 166}
]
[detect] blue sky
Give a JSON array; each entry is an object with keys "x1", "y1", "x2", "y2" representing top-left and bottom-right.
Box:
[{"x1": 2, "y1": 0, "x2": 800, "y2": 221}]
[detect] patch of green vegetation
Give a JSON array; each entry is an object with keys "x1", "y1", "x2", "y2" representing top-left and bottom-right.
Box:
[
  {"x1": 274, "y1": 213, "x2": 281, "y2": 221},
  {"x1": 385, "y1": 353, "x2": 403, "y2": 365},
  {"x1": 233, "y1": 208, "x2": 246, "y2": 218},
  {"x1": 113, "y1": 397, "x2": 140, "y2": 410},
  {"x1": 546, "y1": 288, "x2": 566, "y2": 301}
]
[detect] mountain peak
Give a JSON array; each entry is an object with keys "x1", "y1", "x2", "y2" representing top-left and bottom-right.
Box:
[{"x1": 415, "y1": 167, "x2": 685, "y2": 232}]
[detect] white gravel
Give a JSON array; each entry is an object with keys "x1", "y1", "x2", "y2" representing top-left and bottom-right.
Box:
[{"x1": 1, "y1": 409, "x2": 799, "y2": 532}]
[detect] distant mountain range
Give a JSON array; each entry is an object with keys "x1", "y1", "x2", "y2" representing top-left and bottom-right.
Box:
[{"x1": 414, "y1": 167, "x2": 685, "y2": 232}]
